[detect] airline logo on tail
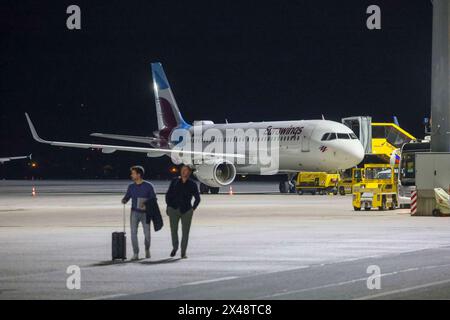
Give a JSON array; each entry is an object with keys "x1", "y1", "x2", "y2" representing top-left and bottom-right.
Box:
[{"x1": 151, "y1": 63, "x2": 190, "y2": 145}]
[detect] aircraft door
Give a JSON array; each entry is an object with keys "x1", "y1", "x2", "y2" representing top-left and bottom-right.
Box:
[
  {"x1": 342, "y1": 116, "x2": 372, "y2": 154},
  {"x1": 301, "y1": 125, "x2": 315, "y2": 152}
]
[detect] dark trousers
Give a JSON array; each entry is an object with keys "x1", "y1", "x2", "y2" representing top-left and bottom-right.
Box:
[{"x1": 167, "y1": 206, "x2": 193, "y2": 255}]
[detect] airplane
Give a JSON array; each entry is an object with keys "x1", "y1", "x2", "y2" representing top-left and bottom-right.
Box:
[
  {"x1": 0, "y1": 154, "x2": 31, "y2": 164},
  {"x1": 25, "y1": 62, "x2": 364, "y2": 194}
]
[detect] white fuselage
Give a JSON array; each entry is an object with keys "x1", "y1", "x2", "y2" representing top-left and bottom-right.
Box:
[{"x1": 172, "y1": 119, "x2": 365, "y2": 174}]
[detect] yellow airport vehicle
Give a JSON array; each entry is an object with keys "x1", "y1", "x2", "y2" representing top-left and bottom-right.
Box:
[
  {"x1": 337, "y1": 167, "x2": 363, "y2": 195},
  {"x1": 352, "y1": 164, "x2": 398, "y2": 211},
  {"x1": 342, "y1": 117, "x2": 416, "y2": 164},
  {"x1": 296, "y1": 172, "x2": 340, "y2": 195},
  {"x1": 371, "y1": 122, "x2": 416, "y2": 162}
]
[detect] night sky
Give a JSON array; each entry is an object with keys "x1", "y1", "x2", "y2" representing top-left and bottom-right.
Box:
[{"x1": 0, "y1": 0, "x2": 432, "y2": 179}]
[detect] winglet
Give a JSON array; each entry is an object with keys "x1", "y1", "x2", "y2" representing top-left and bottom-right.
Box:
[{"x1": 25, "y1": 113, "x2": 47, "y2": 143}]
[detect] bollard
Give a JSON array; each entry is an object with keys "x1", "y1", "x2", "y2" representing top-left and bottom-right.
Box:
[{"x1": 410, "y1": 191, "x2": 417, "y2": 215}]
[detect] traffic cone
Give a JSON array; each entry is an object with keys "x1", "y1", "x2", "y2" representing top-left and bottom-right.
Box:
[
  {"x1": 229, "y1": 186, "x2": 233, "y2": 195},
  {"x1": 32, "y1": 187, "x2": 36, "y2": 197}
]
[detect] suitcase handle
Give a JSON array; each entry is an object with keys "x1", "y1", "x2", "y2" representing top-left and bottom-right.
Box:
[{"x1": 123, "y1": 204, "x2": 126, "y2": 233}]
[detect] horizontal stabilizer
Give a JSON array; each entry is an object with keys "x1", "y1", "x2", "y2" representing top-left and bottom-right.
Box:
[{"x1": 0, "y1": 154, "x2": 31, "y2": 164}]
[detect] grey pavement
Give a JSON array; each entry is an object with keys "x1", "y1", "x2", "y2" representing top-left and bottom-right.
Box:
[{"x1": 0, "y1": 180, "x2": 449, "y2": 300}]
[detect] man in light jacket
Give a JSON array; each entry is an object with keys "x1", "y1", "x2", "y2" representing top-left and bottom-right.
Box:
[{"x1": 122, "y1": 165, "x2": 156, "y2": 260}]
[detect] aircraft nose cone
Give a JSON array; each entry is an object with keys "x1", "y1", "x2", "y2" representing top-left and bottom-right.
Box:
[
  {"x1": 337, "y1": 141, "x2": 365, "y2": 169},
  {"x1": 350, "y1": 143, "x2": 365, "y2": 166}
]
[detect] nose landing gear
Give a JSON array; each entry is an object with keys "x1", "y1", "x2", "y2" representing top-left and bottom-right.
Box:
[{"x1": 279, "y1": 174, "x2": 296, "y2": 193}]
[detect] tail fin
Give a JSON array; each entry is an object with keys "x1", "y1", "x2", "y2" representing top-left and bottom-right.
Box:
[
  {"x1": 151, "y1": 63, "x2": 190, "y2": 136},
  {"x1": 393, "y1": 116, "x2": 400, "y2": 126}
]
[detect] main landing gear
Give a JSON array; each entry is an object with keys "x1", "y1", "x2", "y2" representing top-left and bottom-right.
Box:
[{"x1": 199, "y1": 183, "x2": 220, "y2": 194}]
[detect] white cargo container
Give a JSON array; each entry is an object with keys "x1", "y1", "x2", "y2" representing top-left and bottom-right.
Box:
[{"x1": 416, "y1": 153, "x2": 450, "y2": 191}]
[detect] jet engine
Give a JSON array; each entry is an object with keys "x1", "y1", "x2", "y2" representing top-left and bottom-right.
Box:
[{"x1": 194, "y1": 160, "x2": 236, "y2": 188}]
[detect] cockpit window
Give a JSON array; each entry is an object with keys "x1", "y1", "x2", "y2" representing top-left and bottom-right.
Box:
[
  {"x1": 337, "y1": 133, "x2": 350, "y2": 139},
  {"x1": 327, "y1": 133, "x2": 337, "y2": 140},
  {"x1": 322, "y1": 132, "x2": 355, "y2": 140}
]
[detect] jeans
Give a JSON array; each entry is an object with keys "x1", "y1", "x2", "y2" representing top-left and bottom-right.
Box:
[
  {"x1": 167, "y1": 207, "x2": 193, "y2": 256},
  {"x1": 130, "y1": 210, "x2": 151, "y2": 255}
]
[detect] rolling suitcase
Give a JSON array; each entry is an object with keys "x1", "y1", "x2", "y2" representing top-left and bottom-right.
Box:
[{"x1": 112, "y1": 205, "x2": 127, "y2": 261}]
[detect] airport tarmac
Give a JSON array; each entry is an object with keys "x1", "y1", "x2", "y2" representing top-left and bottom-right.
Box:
[{"x1": 1, "y1": 180, "x2": 450, "y2": 300}]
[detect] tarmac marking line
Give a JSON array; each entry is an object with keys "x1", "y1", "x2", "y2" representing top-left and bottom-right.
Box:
[
  {"x1": 355, "y1": 278, "x2": 450, "y2": 300},
  {"x1": 84, "y1": 293, "x2": 128, "y2": 300},
  {"x1": 256, "y1": 277, "x2": 368, "y2": 299},
  {"x1": 255, "y1": 263, "x2": 450, "y2": 299},
  {"x1": 182, "y1": 276, "x2": 239, "y2": 286}
]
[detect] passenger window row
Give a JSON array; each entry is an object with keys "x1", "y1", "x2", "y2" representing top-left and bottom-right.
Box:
[{"x1": 321, "y1": 132, "x2": 358, "y2": 141}]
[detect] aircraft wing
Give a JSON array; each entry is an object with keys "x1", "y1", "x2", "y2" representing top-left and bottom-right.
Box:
[
  {"x1": 90, "y1": 133, "x2": 162, "y2": 145},
  {"x1": 0, "y1": 155, "x2": 30, "y2": 164},
  {"x1": 25, "y1": 113, "x2": 245, "y2": 160}
]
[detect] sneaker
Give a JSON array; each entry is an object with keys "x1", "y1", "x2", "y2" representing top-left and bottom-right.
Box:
[
  {"x1": 170, "y1": 249, "x2": 177, "y2": 257},
  {"x1": 145, "y1": 249, "x2": 151, "y2": 259},
  {"x1": 131, "y1": 254, "x2": 139, "y2": 261}
]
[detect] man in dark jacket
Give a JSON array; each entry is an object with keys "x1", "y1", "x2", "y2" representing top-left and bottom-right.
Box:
[{"x1": 166, "y1": 165, "x2": 200, "y2": 259}]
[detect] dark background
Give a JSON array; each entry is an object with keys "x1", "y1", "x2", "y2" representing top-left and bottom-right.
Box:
[{"x1": 0, "y1": 0, "x2": 432, "y2": 179}]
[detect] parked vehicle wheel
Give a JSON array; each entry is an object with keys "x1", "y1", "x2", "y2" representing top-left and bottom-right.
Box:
[
  {"x1": 392, "y1": 196, "x2": 398, "y2": 210},
  {"x1": 364, "y1": 207, "x2": 371, "y2": 211},
  {"x1": 311, "y1": 190, "x2": 316, "y2": 195},
  {"x1": 339, "y1": 187, "x2": 346, "y2": 195},
  {"x1": 389, "y1": 202, "x2": 395, "y2": 210},
  {"x1": 432, "y1": 209, "x2": 441, "y2": 217},
  {"x1": 297, "y1": 189, "x2": 303, "y2": 195},
  {"x1": 354, "y1": 206, "x2": 361, "y2": 211},
  {"x1": 379, "y1": 197, "x2": 387, "y2": 211}
]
